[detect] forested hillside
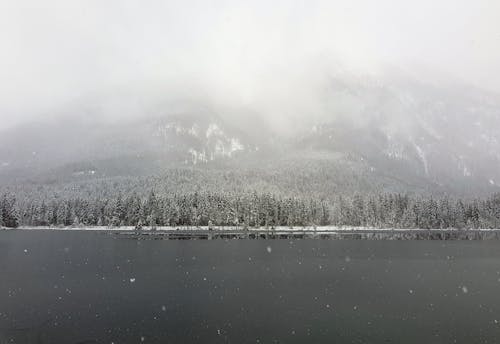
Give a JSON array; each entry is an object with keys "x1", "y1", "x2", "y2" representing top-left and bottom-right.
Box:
[
  {"x1": 2, "y1": 67, "x2": 500, "y2": 198},
  {"x1": 2, "y1": 63, "x2": 500, "y2": 230}
]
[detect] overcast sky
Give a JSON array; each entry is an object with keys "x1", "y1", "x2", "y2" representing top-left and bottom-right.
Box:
[{"x1": 1, "y1": 0, "x2": 499, "y2": 129}]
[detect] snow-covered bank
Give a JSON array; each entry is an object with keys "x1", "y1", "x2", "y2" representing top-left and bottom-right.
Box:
[
  {"x1": 7, "y1": 226, "x2": 500, "y2": 240},
  {"x1": 10, "y1": 226, "x2": 500, "y2": 232}
]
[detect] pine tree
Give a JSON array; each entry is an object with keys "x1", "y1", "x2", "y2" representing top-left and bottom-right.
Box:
[{"x1": 1, "y1": 194, "x2": 19, "y2": 228}]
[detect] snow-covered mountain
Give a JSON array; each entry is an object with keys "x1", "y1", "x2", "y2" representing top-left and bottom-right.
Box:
[
  {"x1": 153, "y1": 116, "x2": 252, "y2": 164},
  {"x1": 1, "y1": 70, "x2": 500, "y2": 196},
  {"x1": 295, "y1": 73, "x2": 500, "y2": 194},
  {"x1": 0, "y1": 105, "x2": 273, "y2": 183}
]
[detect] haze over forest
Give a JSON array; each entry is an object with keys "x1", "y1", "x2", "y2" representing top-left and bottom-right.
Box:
[{"x1": 1, "y1": 0, "x2": 500, "y2": 228}]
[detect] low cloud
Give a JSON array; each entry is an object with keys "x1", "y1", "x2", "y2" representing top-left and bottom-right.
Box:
[{"x1": 0, "y1": 0, "x2": 499, "y2": 130}]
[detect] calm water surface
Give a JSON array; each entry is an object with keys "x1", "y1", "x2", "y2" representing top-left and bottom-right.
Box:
[{"x1": 1, "y1": 230, "x2": 500, "y2": 343}]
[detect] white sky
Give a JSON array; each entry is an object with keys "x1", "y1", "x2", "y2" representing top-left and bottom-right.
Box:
[{"x1": 0, "y1": 0, "x2": 499, "y2": 128}]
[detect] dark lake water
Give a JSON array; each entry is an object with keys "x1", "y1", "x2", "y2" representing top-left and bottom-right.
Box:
[{"x1": 2, "y1": 231, "x2": 500, "y2": 343}]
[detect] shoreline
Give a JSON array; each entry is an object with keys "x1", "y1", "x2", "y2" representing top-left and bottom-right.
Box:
[
  {"x1": 4, "y1": 226, "x2": 500, "y2": 240},
  {"x1": 5, "y1": 225, "x2": 500, "y2": 231}
]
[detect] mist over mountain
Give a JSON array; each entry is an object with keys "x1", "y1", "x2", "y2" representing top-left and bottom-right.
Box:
[
  {"x1": 1, "y1": 64, "x2": 500, "y2": 198},
  {"x1": 1, "y1": 0, "x2": 500, "y2": 202}
]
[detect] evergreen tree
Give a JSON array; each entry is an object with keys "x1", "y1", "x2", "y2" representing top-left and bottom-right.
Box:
[{"x1": 1, "y1": 194, "x2": 19, "y2": 228}]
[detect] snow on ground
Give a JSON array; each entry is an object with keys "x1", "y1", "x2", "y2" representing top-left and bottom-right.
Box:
[{"x1": 11, "y1": 226, "x2": 500, "y2": 232}]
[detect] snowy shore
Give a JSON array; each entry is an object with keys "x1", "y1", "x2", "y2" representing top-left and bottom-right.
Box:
[
  {"x1": 5, "y1": 226, "x2": 500, "y2": 240},
  {"x1": 8, "y1": 226, "x2": 500, "y2": 232}
]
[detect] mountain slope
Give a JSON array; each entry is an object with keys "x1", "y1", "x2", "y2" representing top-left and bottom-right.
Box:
[{"x1": 1, "y1": 70, "x2": 500, "y2": 197}]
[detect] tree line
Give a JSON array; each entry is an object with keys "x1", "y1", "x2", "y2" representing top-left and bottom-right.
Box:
[{"x1": 2, "y1": 191, "x2": 500, "y2": 229}]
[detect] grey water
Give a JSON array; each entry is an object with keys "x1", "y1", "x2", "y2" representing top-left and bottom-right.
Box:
[{"x1": 1, "y1": 231, "x2": 500, "y2": 343}]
